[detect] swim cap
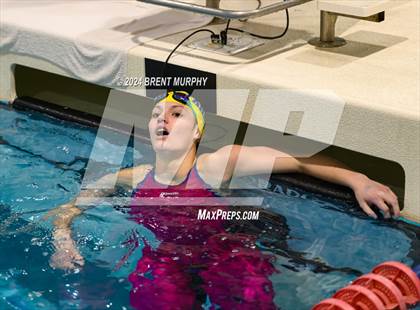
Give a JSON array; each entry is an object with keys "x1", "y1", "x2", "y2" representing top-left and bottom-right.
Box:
[{"x1": 155, "y1": 91, "x2": 206, "y2": 135}]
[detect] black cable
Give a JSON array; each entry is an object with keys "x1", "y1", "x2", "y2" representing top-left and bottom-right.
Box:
[
  {"x1": 225, "y1": 19, "x2": 230, "y2": 33},
  {"x1": 162, "y1": 29, "x2": 216, "y2": 78},
  {"x1": 225, "y1": 19, "x2": 231, "y2": 33},
  {"x1": 228, "y1": 9, "x2": 289, "y2": 40},
  {"x1": 220, "y1": 19, "x2": 231, "y2": 45},
  {"x1": 163, "y1": 6, "x2": 289, "y2": 76}
]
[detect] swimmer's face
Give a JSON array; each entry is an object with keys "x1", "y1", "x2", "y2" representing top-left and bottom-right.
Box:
[{"x1": 149, "y1": 101, "x2": 200, "y2": 153}]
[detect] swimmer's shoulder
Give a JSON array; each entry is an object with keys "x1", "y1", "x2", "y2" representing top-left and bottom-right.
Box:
[
  {"x1": 197, "y1": 145, "x2": 239, "y2": 187},
  {"x1": 118, "y1": 164, "x2": 153, "y2": 188}
]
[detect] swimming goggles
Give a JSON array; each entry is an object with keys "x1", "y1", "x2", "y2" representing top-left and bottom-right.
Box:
[{"x1": 155, "y1": 91, "x2": 205, "y2": 135}]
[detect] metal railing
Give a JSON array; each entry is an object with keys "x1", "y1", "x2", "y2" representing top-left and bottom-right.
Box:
[{"x1": 137, "y1": 0, "x2": 313, "y2": 20}]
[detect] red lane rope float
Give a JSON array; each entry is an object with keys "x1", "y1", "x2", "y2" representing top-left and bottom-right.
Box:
[
  {"x1": 313, "y1": 262, "x2": 420, "y2": 309},
  {"x1": 353, "y1": 273, "x2": 406, "y2": 310},
  {"x1": 312, "y1": 298, "x2": 356, "y2": 310},
  {"x1": 372, "y1": 261, "x2": 420, "y2": 306},
  {"x1": 333, "y1": 285, "x2": 385, "y2": 310}
]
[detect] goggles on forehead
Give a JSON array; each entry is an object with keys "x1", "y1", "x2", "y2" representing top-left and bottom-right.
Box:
[
  {"x1": 172, "y1": 91, "x2": 190, "y2": 105},
  {"x1": 154, "y1": 91, "x2": 205, "y2": 135}
]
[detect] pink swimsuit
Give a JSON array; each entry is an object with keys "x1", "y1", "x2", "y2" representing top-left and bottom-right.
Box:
[{"x1": 127, "y1": 165, "x2": 278, "y2": 310}]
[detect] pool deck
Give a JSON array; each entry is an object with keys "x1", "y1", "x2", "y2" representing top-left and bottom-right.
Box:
[{"x1": 0, "y1": 0, "x2": 419, "y2": 221}]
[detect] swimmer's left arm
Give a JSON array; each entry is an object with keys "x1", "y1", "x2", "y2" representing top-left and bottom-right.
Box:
[
  {"x1": 286, "y1": 153, "x2": 400, "y2": 219},
  {"x1": 206, "y1": 145, "x2": 400, "y2": 219}
]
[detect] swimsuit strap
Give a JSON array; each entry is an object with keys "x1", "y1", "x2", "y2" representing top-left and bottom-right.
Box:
[{"x1": 135, "y1": 161, "x2": 211, "y2": 190}]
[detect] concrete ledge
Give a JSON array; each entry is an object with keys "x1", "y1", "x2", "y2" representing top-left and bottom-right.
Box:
[{"x1": 318, "y1": 0, "x2": 391, "y2": 18}]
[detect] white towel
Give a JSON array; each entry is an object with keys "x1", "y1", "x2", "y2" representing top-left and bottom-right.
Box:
[{"x1": 0, "y1": 0, "x2": 212, "y2": 86}]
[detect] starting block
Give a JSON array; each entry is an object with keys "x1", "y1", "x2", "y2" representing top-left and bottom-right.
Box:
[{"x1": 309, "y1": 0, "x2": 391, "y2": 48}]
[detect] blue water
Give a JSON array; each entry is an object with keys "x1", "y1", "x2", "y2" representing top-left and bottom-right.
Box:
[{"x1": 0, "y1": 104, "x2": 419, "y2": 310}]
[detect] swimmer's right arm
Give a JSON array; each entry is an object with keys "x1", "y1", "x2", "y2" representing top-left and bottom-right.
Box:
[
  {"x1": 46, "y1": 164, "x2": 152, "y2": 270},
  {"x1": 47, "y1": 164, "x2": 153, "y2": 227}
]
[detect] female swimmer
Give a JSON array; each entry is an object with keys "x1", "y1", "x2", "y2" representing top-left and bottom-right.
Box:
[{"x1": 47, "y1": 91, "x2": 400, "y2": 309}]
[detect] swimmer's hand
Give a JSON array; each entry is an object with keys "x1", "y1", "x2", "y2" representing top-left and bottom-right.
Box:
[
  {"x1": 50, "y1": 228, "x2": 84, "y2": 270},
  {"x1": 43, "y1": 201, "x2": 79, "y2": 223},
  {"x1": 350, "y1": 175, "x2": 400, "y2": 219},
  {"x1": 44, "y1": 202, "x2": 84, "y2": 270}
]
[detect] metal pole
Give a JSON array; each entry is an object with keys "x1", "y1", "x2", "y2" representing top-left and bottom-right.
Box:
[
  {"x1": 206, "y1": 0, "x2": 224, "y2": 24},
  {"x1": 309, "y1": 10, "x2": 346, "y2": 47},
  {"x1": 320, "y1": 11, "x2": 337, "y2": 42},
  {"x1": 206, "y1": 0, "x2": 220, "y2": 9}
]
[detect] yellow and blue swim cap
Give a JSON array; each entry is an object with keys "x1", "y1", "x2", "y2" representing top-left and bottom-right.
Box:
[{"x1": 155, "y1": 91, "x2": 206, "y2": 135}]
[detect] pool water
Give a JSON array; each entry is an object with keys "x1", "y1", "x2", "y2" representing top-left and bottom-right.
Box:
[{"x1": 0, "y1": 103, "x2": 419, "y2": 309}]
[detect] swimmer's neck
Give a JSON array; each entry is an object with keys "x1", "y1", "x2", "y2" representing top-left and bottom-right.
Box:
[{"x1": 154, "y1": 147, "x2": 197, "y2": 185}]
